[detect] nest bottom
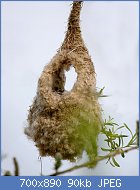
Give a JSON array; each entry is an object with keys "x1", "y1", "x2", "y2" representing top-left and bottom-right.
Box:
[{"x1": 25, "y1": 95, "x2": 101, "y2": 161}]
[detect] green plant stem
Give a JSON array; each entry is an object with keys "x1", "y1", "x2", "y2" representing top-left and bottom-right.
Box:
[{"x1": 49, "y1": 145, "x2": 138, "y2": 176}]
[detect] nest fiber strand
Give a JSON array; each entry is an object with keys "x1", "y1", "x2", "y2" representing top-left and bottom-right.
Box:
[{"x1": 25, "y1": 1, "x2": 102, "y2": 161}]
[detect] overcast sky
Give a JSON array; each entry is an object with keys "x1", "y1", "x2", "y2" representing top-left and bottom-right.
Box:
[{"x1": 1, "y1": 1, "x2": 139, "y2": 176}]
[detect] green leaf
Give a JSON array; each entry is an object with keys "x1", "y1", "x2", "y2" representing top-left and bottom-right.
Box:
[
  {"x1": 104, "y1": 139, "x2": 111, "y2": 147},
  {"x1": 99, "y1": 87, "x2": 105, "y2": 95},
  {"x1": 104, "y1": 123, "x2": 114, "y2": 126},
  {"x1": 118, "y1": 137, "x2": 121, "y2": 147},
  {"x1": 119, "y1": 135, "x2": 128, "y2": 138},
  {"x1": 109, "y1": 160, "x2": 115, "y2": 167},
  {"x1": 101, "y1": 148, "x2": 111, "y2": 152},
  {"x1": 120, "y1": 149, "x2": 125, "y2": 158},
  {"x1": 114, "y1": 125, "x2": 125, "y2": 133},
  {"x1": 106, "y1": 157, "x2": 110, "y2": 164},
  {"x1": 126, "y1": 133, "x2": 137, "y2": 147},
  {"x1": 123, "y1": 123, "x2": 133, "y2": 137},
  {"x1": 112, "y1": 157, "x2": 120, "y2": 167},
  {"x1": 115, "y1": 143, "x2": 119, "y2": 148},
  {"x1": 111, "y1": 122, "x2": 119, "y2": 126},
  {"x1": 121, "y1": 136, "x2": 124, "y2": 147}
]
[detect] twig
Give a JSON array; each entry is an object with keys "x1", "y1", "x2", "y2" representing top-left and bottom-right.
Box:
[
  {"x1": 13, "y1": 157, "x2": 19, "y2": 176},
  {"x1": 49, "y1": 145, "x2": 138, "y2": 176}
]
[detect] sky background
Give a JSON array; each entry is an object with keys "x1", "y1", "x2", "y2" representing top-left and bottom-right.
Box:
[{"x1": 1, "y1": 1, "x2": 139, "y2": 176}]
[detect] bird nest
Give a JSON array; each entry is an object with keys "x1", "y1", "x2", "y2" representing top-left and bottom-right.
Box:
[{"x1": 24, "y1": 1, "x2": 102, "y2": 161}]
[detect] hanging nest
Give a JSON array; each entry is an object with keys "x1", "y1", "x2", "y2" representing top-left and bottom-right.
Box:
[{"x1": 25, "y1": 1, "x2": 102, "y2": 161}]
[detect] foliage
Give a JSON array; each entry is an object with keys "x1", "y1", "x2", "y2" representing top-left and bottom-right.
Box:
[{"x1": 100, "y1": 116, "x2": 138, "y2": 167}]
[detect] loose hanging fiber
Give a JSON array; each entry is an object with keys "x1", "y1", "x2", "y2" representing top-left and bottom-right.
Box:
[{"x1": 25, "y1": 1, "x2": 102, "y2": 161}]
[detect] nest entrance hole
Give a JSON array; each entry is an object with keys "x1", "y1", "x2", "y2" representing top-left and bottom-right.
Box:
[
  {"x1": 65, "y1": 66, "x2": 77, "y2": 91},
  {"x1": 52, "y1": 58, "x2": 77, "y2": 94}
]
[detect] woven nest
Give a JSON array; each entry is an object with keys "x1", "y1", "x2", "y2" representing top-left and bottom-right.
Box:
[{"x1": 25, "y1": 1, "x2": 102, "y2": 161}]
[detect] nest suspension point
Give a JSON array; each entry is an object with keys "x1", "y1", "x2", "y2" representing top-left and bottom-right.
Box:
[{"x1": 25, "y1": 1, "x2": 102, "y2": 161}]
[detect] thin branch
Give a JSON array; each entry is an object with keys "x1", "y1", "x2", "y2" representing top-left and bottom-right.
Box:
[
  {"x1": 13, "y1": 157, "x2": 19, "y2": 176},
  {"x1": 49, "y1": 145, "x2": 138, "y2": 176}
]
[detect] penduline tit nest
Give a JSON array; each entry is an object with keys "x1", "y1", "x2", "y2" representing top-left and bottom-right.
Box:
[{"x1": 25, "y1": 1, "x2": 102, "y2": 162}]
